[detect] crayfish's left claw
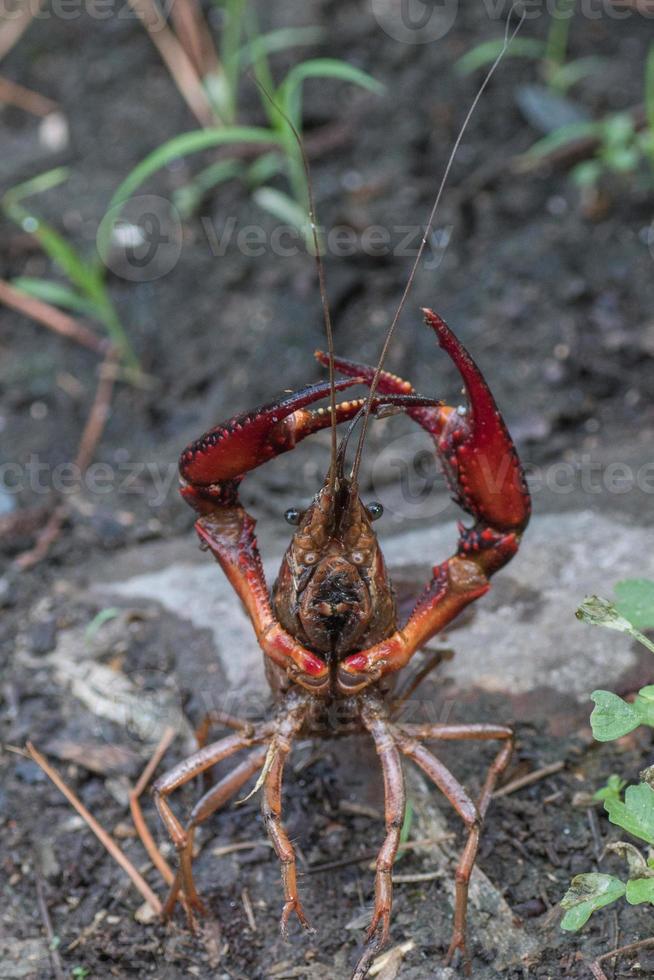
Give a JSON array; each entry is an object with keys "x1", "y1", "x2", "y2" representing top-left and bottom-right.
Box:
[{"x1": 422, "y1": 308, "x2": 530, "y2": 536}]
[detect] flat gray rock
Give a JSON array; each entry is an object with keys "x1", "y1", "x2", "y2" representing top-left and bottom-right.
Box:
[{"x1": 97, "y1": 511, "x2": 653, "y2": 706}]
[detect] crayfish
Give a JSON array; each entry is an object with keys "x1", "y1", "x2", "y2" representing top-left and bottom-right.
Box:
[
  {"x1": 151, "y1": 27, "x2": 530, "y2": 977},
  {"x1": 152, "y1": 310, "x2": 531, "y2": 977}
]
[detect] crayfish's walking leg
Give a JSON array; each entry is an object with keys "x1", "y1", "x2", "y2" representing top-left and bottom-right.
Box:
[
  {"x1": 394, "y1": 724, "x2": 513, "y2": 970},
  {"x1": 195, "y1": 711, "x2": 255, "y2": 750},
  {"x1": 153, "y1": 728, "x2": 272, "y2": 926},
  {"x1": 194, "y1": 712, "x2": 257, "y2": 793},
  {"x1": 360, "y1": 701, "x2": 406, "y2": 954},
  {"x1": 350, "y1": 703, "x2": 406, "y2": 980},
  {"x1": 261, "y1": 698, "x2": 312, "y2": 936}
]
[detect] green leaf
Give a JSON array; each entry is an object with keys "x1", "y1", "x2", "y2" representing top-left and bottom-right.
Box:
[
  {"x1": 615, "y1": 580, "x2": 654, "y2": 630},
  {"x1": 603, "y1": 112, "x2": 635, "y2": 149},
  {"x1": 100, "y1": 126, "x2": 282, "y2": 251},
  {"x1": 253, "y1": 186, "x2": 310, "y2": 233},
  {"x1": 523, "y1": 121, "x2": 602, "y2": 162},
  {"x1": 572, "y1": 160, "x2": 602, "y2": 188},
  {"x1": 590, "y1": 691, "x2": 641, "y2": 742},
  {"x1": 9, "y1": 278, "x2": 98, "y2": 318},
  {"x1": 626, "y1": 877, "x2": 654, "y2": 905},
  {"x1": 2, "y1": 168, "x2": 138, "y2": 367},
  {"x1": 2, "y1": 166, "x2": 70, "y2": 210},
  {"x1": 560, "y1": 873, "x2": 626, "y2": 931},
  {"x1": 634, "y1": 686, "x2": 654, "y2": 727},
  {"x1": 172, "y1": 159, "x2": 244, "y2": 219},
  {"x1": 645, "y1": 42, "x2": 654, "y2": 171},
  {"x1": 593, "y1": 774, "x2": 627, "y2": 803},
  {"x1": 605, "y1": 147, "x2": 640, "y2": 174},
  {"x1": 604, "y1": 783, "x2": 654, "y2": 845},
  {"x1": 238, "y1": 26, "x2": 324, "y2": 70},
  {"x1": 395, "y1": 799, "x2": 414, "y2": 865},
  {"x1": 277, "y1": 58, "x2": 383, "y2": 128},
  {"x1": 454, "y1": 38, "x2": 545, "y2": 76},
  {"x1": 548, "y1": 56, "x2": 608, "y2": 94},
  {"x1": 246, "y1": 152, "x2": 284, "y2": 188}
]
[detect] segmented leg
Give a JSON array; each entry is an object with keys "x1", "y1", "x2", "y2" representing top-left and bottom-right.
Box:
[
  {"x1": 360, "y1": 706, "x2": 406, "y2": 952},
  {"x1": 261, "y1": 735, "x2": 312, "y2": 939},
  {"x1": 153, "y1": 726, "x2": 272, "y2": 926},
  {"x1": 195, "y1": 711, "x2": 256, "y2": 750},
  {"x1": 393, "y1": 723, "x2": 513, "y2": 970}
]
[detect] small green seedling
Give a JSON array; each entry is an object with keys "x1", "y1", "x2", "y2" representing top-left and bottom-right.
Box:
[
  {"x1": 456, "y1": 0, "x2": 602, "y2": 93},
  {"x1": 560, "y1": 579, "x2": 654, "y2": 933},
  {"x1": 107, "y1": 5, "x2": 383, "y2": 237},
  {"x1": 2, "y1": 168, "x2": 137, "y2": 371},
  {"x1": 524, "y1": 43, "x2": 654, "y2": 189}
]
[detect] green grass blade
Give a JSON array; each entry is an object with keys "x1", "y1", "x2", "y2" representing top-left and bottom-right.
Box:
[
  {"x1": 278, "y1": 58, "x2": 383, "y2": 127},
  {"x1": 10, "y1": 277, "x2": 98, "y2": 318},
  {"x1": 238, "y1": 26, "x2": 324, "y2": 70},
  {"x1": 645, "y1": 43, "x2": 654, "y2": 171},
  {"x1": 523, "y1": 120, "x2": 602, "y2": 161},
  {"x1": 100, "y1": 126, "x2": 281, "y2": 255},
  {"x1": 105, "y1": 126, "x2": 280, "y2": 210},
  {"x1": 455, "y1": 38, "x2": 544, "y2": 76},
  {"x1": 173, "y1": 158, "x2": 244, "y2": 218},
  {"x1": 3, "y1": 167, "x2": 103, "y2": 302},
  {"x1": 544, "y1": 0, "x2": 575, "y2": 74},
  {"x1": 548, "y1": 56, "x2": 607, "y2": 94},
  {"x1": 253, "y1": 186, "x2": 310, "y2": 234}
]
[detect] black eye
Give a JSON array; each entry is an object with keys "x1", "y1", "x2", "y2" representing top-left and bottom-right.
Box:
[
  {"x1": 367, "y1": 502, "x2": 384, "y2": 521},
  {"x1": 284, "y1": 507, "x2": 301, "y2": 525}
]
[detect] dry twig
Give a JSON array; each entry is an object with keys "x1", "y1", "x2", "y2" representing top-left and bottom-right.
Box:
[
  {"x1": 129, "y1": 726, "x2": 177, "y2": 886},
  {"x1": 0, "y1": 0, "x2": 45, "y2": 62},
  {"x1": 591, "y1": 935, "x2": 654, "y2": 976},
  {"x1": 127, "y1": 0, "x2": 216, "y2": 126},
  {"x1": 0, "y1": 76, "x2": 58, "y2": 116},
  {"x1": 26, "y1": 742, "x2": 162, "y2": 915},
  {"x1": 493, "y1": 760, "x2": 565, "y2": 799},
  {"x1": 15, "y1": 349, "x2": 119, "y2": 569},
  {"x1": 0, "y1": 278, "x2": 107, "y2": 354},
  {"x1": 168, "y1": 0, "x2": 220, "y2": 79},
  {"x1": 35, "y1": 872, "x2": 65, "y2": 980}
]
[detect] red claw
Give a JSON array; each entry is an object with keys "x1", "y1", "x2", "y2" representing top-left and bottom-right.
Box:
[
  {"x1": 180, "y1": 378, "x2": 361, "y2": 490},
  {"x1": 422, "y1": 308, "x2": 530, "y2": 534},
  {"x1": 317, "y1": 311, "x2": 531, "y2": 536}
]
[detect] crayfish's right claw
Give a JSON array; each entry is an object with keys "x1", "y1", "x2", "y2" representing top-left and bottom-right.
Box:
[{"x1": 179, "y1": 377, "x2": 365, "y2": 514}]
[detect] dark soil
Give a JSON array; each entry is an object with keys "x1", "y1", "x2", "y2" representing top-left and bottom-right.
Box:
[{"x1": 2, "y1": 3, "x2": 654, "y2": 979}]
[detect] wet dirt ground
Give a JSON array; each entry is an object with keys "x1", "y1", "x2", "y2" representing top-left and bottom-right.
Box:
[{"x1": 2, "y1": 3, "x2": 654, "y2": 979}]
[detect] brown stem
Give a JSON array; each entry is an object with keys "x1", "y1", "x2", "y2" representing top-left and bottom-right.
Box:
[
  {"x1": 26, "y1": 742, "x2": 162, "y2": 915},
  {"x1": 0, "y1": 279, "x2": 107, "y2": 354}
]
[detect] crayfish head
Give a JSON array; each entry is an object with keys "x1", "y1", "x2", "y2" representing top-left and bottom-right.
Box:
[{"x1": 273, "y1": 474, "x2": 397, "y2": 664}]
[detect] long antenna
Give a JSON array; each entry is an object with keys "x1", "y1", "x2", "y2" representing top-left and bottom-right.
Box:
[
  {"x1": 350, "y1": 6, "x2": 526, "y2": 485},
  {"x1": 254, "y1": 79, "x2": 339, "y2": 494}
]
